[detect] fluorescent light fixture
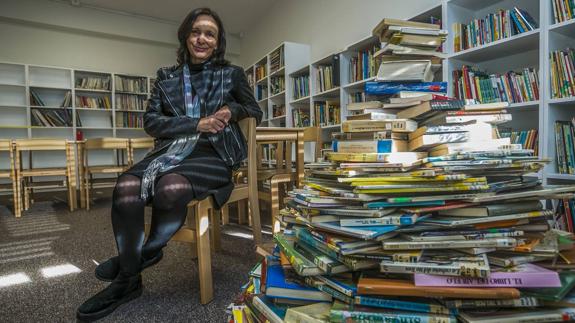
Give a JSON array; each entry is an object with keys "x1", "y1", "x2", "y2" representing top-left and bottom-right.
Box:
[
  {"x1": 40, "y1": 264, "x2": 82, "y2": 278},
  {"x1": 0, "y1": 273, "x2": 31, "y2": 288}
]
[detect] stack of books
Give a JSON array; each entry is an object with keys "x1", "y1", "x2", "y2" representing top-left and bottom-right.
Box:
[{"x1": 372, "y1": 18, "x2": 446, "y2": 83}]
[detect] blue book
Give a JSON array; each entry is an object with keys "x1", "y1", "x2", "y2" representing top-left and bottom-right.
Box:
[
  {"x1": 332, "y1": 139, "x2": 394, "y2": 153},
  {"x1": 510, "y1": 11, "x2": 525, "y2": 33},
  {"x1": 354, "y1": 295, "x2": 458, "y2": 315},
  {"x1": 365, "y1": 82, "x2": 447, "y2": 95},
  {"x1": 265, "y1": 257, "x2": 332, "y2": 302},
  {"x1": 312, "y1": 221, "x2": 398, "y2": 240}
]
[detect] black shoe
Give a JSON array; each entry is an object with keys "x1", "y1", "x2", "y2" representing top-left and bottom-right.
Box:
[
  {"x1": 95, "y1": 250, "x2": 163, "y2": 282},
  {"x1": 77, "y1": 274, "x2": 143, "y2": 322}
]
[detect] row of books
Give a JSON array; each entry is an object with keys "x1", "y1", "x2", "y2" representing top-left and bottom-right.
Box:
[
  {"x1": 246, "y1": 71, "x2": 255, "y2": 88},
  {"x1": 555, "y1": 119, "x2": 575, "y2": 174},
  {"x1": 256, "y1": 84, "x2": 268, "y2": 101},
  {"x1": 115, "y1": 112, "x2": 143, "y2": 128},
  {"x1": 255, "y1": 65, "x2": 266, "y2": 82},
  {"x1": 271, "y1": 104, "x2": 285, "y2": 118},
  {"x1": 348, "y1": 45, "x2": 379, "y2": 83},
  {"x1": 315, "y1": 56, "x2": 340, "y2": 93},
  {"x1": 453, "y1": 7, "x2": 538, "y2": 52},
  {"x1": 292, "y1": 109, "x2": 311, "y2": 128},
  {"x1": 29, "y1": 90, "x2": 72, "y2": 107},
  {"x1": 554, "y1": 198, "x2": 575, "y2": 233},
  {"x1": 115, "y1": 94, "x2": 146, "y2": 111},
  {"x1": 292, "y1": 75, "x2": 310, "y2": 100},
  {"x1": 31, "y1": 108, "x2": 74, "y2": 127},
  {"x1": 550, "y1": 48, "x2": 575, "y2": 99},
  {"x1": 552, "y1": 0, "x2": 575, "y2": 23},
  {"x1": 453, "y1": 65, "x2": 540, "y2": 104},
  {"x1": 269, "y1": 46, "x2": 284, "y2": 74},
  {"x1": 270, "y1": 76, "x2": 285, "y2": 96},
  {"x1": 114, "y1": 76, "x2": 146, "y2": 93},
  {"x1": 500, "y1": 129, "x2": 539, "y2": 155},
  {"x1": 76, "y1": 95, "x2": 112, "y2": 110},
  {"x1": 76, "y1": 76, "x2": 111, "y2": 91},
  {"x1": 313, "y1": 101, "x2": 340, "y2": 127}
]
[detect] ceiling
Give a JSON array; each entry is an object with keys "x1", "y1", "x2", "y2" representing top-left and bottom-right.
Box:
[{"x1": 60, "y1": 0, "x2": 278, "y2": 35}]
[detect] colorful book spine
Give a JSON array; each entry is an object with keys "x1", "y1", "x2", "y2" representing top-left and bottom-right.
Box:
[
  {"x1": 551, "y1": 0, "x2": 575, "y2": 23},
  {"x1": 354, "y1": 296, "x2": 457, "y2": 315},
  {"x1": 365, "y1": 82, "x2": 447, "y2": 95},
  {"x1": 550, "y1": 48, "x2": 575, "y2": 99},
  {"x1": 292, "y1": 75, "x2": 310, "y2": 100}
]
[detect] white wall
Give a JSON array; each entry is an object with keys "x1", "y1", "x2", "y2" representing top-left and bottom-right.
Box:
[
  {"x1": 0, "y1": 0, "x2": 241, "y2": 76},
  {"x1": 240, "y1": 0, "x2": 441, "y2": 67}
]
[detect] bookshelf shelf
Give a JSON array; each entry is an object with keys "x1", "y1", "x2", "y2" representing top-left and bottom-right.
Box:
[
  {"x1": 448, "y1": 29, "x2": 540, "y2": 62},
  {"x1": 549, "y1": 18, "x2": 575, "y2": 36},
  {"x1": 78, "y1": 126, "x2": 112, "y2": 130},
  {"x1": 0, "y1": 104, "x2": 27, "y2": 108},
  {"x1": 75, "y1": 88, "x2": 112, "y2": 93},
  {"x1": 30, "y1": 126, "x2": 72, "y2": 129},
  {"x1": 290, "y1": 96, "x2": 310, "y2": 105},
  {"x1": 269, "y1": 115, "x2": 286, "y2": 121},
  {"x1": 75, "y1": 107, "x2": 112, "y2": 111},
  {"x1": 29, "y1": 85, "x2": 71, "y2": 90},
  {"x1": 0, "y1": 83, "x2": 26, "y2": 87},
  {"x1": 507, "y1": 101, "x2": 540, "y2": 110},
  {"x1": 30, "y1": 105, "x2": 72, "y2": 110},
  {"x1": 115, "y1": 109, "x2": 146, "y2": 113},
  {"x1": 547, "y1": 173, "x2": 575, "y2": 181},
  {"x1": 115, "y1": 91, "x2": 147, "y2": 95},
  {"x1": 117, "y1": 127, "x2": 144, "y2": 130},
  {"x1": 342, "y1": 77, "x2": 376, "y2": 90},
  {"x1": 313, "y1": 87, "x2": 340, "y2": 98},
  {"x1": 269, "y1": 66, "x2": 285, "y2": 77},
  {"x1": 256, "y1": 75, "x2": 268, "y2": 85},
  {"x1": 289, "y1": 65, "x2": 310, "y2": 77},
  {"x1": 268, "y1": 90, "x2": 286, "y2": 101},
  {"x1": 549, "y1": 97, "x2": 575, "y2": 105},
  {"x1": 321, "y1": 124, "x2": 341, "y2": 130},
  {"x1": 257, "y1": 97, "x2": 268, "y2": 104}
]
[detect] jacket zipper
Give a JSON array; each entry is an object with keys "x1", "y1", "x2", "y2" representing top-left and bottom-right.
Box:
[
  {"x1": 157, "y1": 82, "x2": 180, "y2": 117},
  {"x1": 219, "y1": 68, "x2": 234, "y2": 165}
]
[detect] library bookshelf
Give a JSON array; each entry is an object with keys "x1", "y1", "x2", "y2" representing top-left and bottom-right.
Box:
[
  {"x1": 441, "y1": 0, "x2": 575, "y2": 185},
  {"x1": 0, "y1": 62, "x2": 152, "y2": 183}
]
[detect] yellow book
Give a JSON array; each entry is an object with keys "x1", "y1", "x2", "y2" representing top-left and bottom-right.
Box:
[
  {"x1": 354, "y1": 184, "x2": 490, "y2": 194},
  {"x1": 349, "y1": 176, "x2": 485, "y2": 185},
  {"x1": 338, "y1": 174, "x2": 467, "y2": 183}
]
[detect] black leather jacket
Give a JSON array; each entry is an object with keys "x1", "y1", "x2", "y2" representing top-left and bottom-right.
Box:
[{"x1": 143, "y1": 63, "x2": 262, "y2": 169}]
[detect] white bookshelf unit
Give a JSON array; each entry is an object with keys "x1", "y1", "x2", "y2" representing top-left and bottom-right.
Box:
[
  {"x1": 442, "y1": 0, "x2": 575, "y2": 185},
  {"x1": 244, "y1": 42, "x2": 311, "y2": 128}
]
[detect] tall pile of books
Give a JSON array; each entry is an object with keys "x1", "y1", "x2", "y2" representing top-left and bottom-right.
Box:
[{"x1": 228, "y1": 17, "x2": 575, "y2": 323}]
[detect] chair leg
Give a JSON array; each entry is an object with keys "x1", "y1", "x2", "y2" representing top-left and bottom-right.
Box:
[
  {"x1": 23, "y1": 180, "x2": 30, "y2": 211},
  {"x1": 209, "y1": 207, "x2": 222, "y2": 252},
  {"x1": 221, "y1": 205, "x2": 229, "y2": 225},
  {"x1": 249, "y1": 195, "x2": 262, "y2": 246},
  {"x1": 186, "y1": 204, "x2": 198, "y2": 259},
  {"x1": 14, "y1": 177, "x2": 22, "y2": 218},
  {"x1": 86, "y1": 176, "x2": 91, "y2": 211},
  {"x1": 237, "y1": 200, "x2": 247, "y2": 224},
  {"x1": 271, "y1": 181, "x2": 282, "y2": 233},
  {"x1": 195, "y1": 199, "x2": 213, "y2": 305}
]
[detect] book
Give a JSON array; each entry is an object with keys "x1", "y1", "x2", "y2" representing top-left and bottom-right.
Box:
[
  {"x1": 421, "y1": 210, "x2": 553, "y2": 227},
  {"x1": 414, "y1": 263, "x2": 562, "y2": 288},
  {"x1": 264, "y1": 257, "x2": 332, "y2": 302},
  {"x1": 365, "y1": 81, "x2": 447, "y2": 95},
  {"x1": 340, "y1": 213, "x2": 420, "y2": 227},
  {"x1": 396, "y1": 100, "x2": 465, "y2": 121},
  {"x1": 458, "y1": 308, "x2": 575, "y2": 323},
  {"x1": 437, "y1": 201, "x2": 542, "y2": 217},
  {"x1": 376, "y1": 60, "x2": 434, "y2": 82},
  {"x1": 373, "y1": 18, "x2": 439, "y2": 41},
  {"x1": 345, "y1": 112, "x2": 397, "y2": 121},
  {"x1": 521, "y1": 271, "x2": 575, "y2": 302},
  {"x1": 381, "y1": 238, "x2": 517, "y2": 250},
  {"x1": 274, "y1": 233, "x2": 324, "y2": 276},
  {"x1": 346, "y1": 101, "x2": 382, "y2": 110},
  {"x1": 294, "y1": 239, "x2": 349, "y2": 275},
  {"x1": 312, "y1": 221, "x2": 399, "y2": 241},
  {"x1": 330, "y1": 301, "x2": 456, "y2": 323},
  {"x1": 252, "y1": 295, "x2": 287, "y2": 323},
  {"x1": 442, "y1": 297, "x2": 540, "y2": 309},
  {"x1": 341, "y1": 119, "x2": 417, "y2": 133},
  {"x1": 389, "y1": 33, "x2": 446, "y2": 49},
  {"x1": 284, "y1": 302, "x2": 331, "y2": 323},
  {"x1": 487, "y1": 251, "x2": 556, "y2": 268},
  {"x1": 332, "y1": 139, "x2": 407, "y2": 154},
  {"x1": 408, "y1": 125, "x2": 468, "y2": 141},
  {"x1": 381, "y1": 252, "x2": 491, "y2": 278},
  {"x1": 409, "y1": 132, "x2": 470, "y2": 151},
  {"x1": 357, "y1": 277, "x2": 521, "y2": 299},
  {"x1": 331, "y1": 131, "x2": 407, "y2": 141},
  {"x1": 354, "y1": 296, "x2": 456, "y2": 315},
  {"x1": 375, "y1": 43, "x2": 447, "y2": 59}
]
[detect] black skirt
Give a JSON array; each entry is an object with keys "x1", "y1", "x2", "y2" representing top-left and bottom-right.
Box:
[{"x1": 124, "y1": 135, "x2": 234, "y2": 209}]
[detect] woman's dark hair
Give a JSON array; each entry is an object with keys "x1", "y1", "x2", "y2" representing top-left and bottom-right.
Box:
[{"x1": 177, "y1": 8, "x2": 229, "y2": 66}]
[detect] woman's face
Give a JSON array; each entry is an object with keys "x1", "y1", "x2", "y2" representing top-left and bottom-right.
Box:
[{"x1": 187, "y1": 14, "x2": 219, "y2": 64}]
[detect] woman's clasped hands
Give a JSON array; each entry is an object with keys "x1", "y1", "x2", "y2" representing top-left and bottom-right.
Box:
[{"x1": 197, "y1": 105, "x2": 231, "y2": 133}]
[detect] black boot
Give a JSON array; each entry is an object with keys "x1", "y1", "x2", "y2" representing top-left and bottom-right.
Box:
[
  {"x1": 77, "y1": 273, "x2": 143, "y2": 322},
  {"x1": 95, "y1": 250, "x2": 163, "y2": 282}
]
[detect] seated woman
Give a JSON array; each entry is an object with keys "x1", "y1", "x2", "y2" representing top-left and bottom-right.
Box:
[{"x1": 77, "y1": 7, "x2": 262, "y2": 321}]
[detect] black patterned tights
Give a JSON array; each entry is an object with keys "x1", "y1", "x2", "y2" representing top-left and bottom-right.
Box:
[{"x1": 111, "y1": 173, "x2": 194, "y2": 275}]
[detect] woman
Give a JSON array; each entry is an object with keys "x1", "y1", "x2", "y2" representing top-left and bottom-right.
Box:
[{"x1": 77, "y1": 8, "x2": 262, "y2": 321}]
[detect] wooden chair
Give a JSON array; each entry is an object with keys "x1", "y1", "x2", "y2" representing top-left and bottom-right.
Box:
[
  {"x1": 255, "y1": 128, "x2": 305, "y2": 230},
  {"x1": 165, "y1": 118, "x2": 261, "y2": 305},
  {"x1": 0, "y1": 140, "x2": 19, "y2": 217},
  {"x1": 128, "y1": 137, "x2": 154, "y2": 166},
  {"x1": 13, "y1": 139, "x2": 77, "y2": 216},
  {"x1": 303, "y1": 126, "x2": 323, "y2": 162},
  {"x1": 79, "y1": 138, "x2": 130, "y2": 210}
]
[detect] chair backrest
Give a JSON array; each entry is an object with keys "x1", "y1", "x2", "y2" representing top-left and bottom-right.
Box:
[
  {"x1": 0, "y1": 140, "x2": 12, "y2": 151},
  {"x1": 14, "y1": 139, "x2": 69, "y2": 151},
  {"x1": 303, "y1": 126, "x2": 322, "y2": 162},
  {"x1": 129, "y1": 137, "x2": 154, "y2": 149},
  {"x1": 84, "y1": 137, "x2": 130, "y2": 150},
  {"x1": 255, "y1": 127, "x2": 304, "y2": 188},
  {"x1": 238, "y1": 118, "x2": 256, "y2": 184}
]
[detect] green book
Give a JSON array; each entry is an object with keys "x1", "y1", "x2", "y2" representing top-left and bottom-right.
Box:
[
  {"x1": 274, "y1": 233, "x2": 323, "y2": 276},
  {"x1": 521, "y1": 271, "x2": 575, "y2": 301}
]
